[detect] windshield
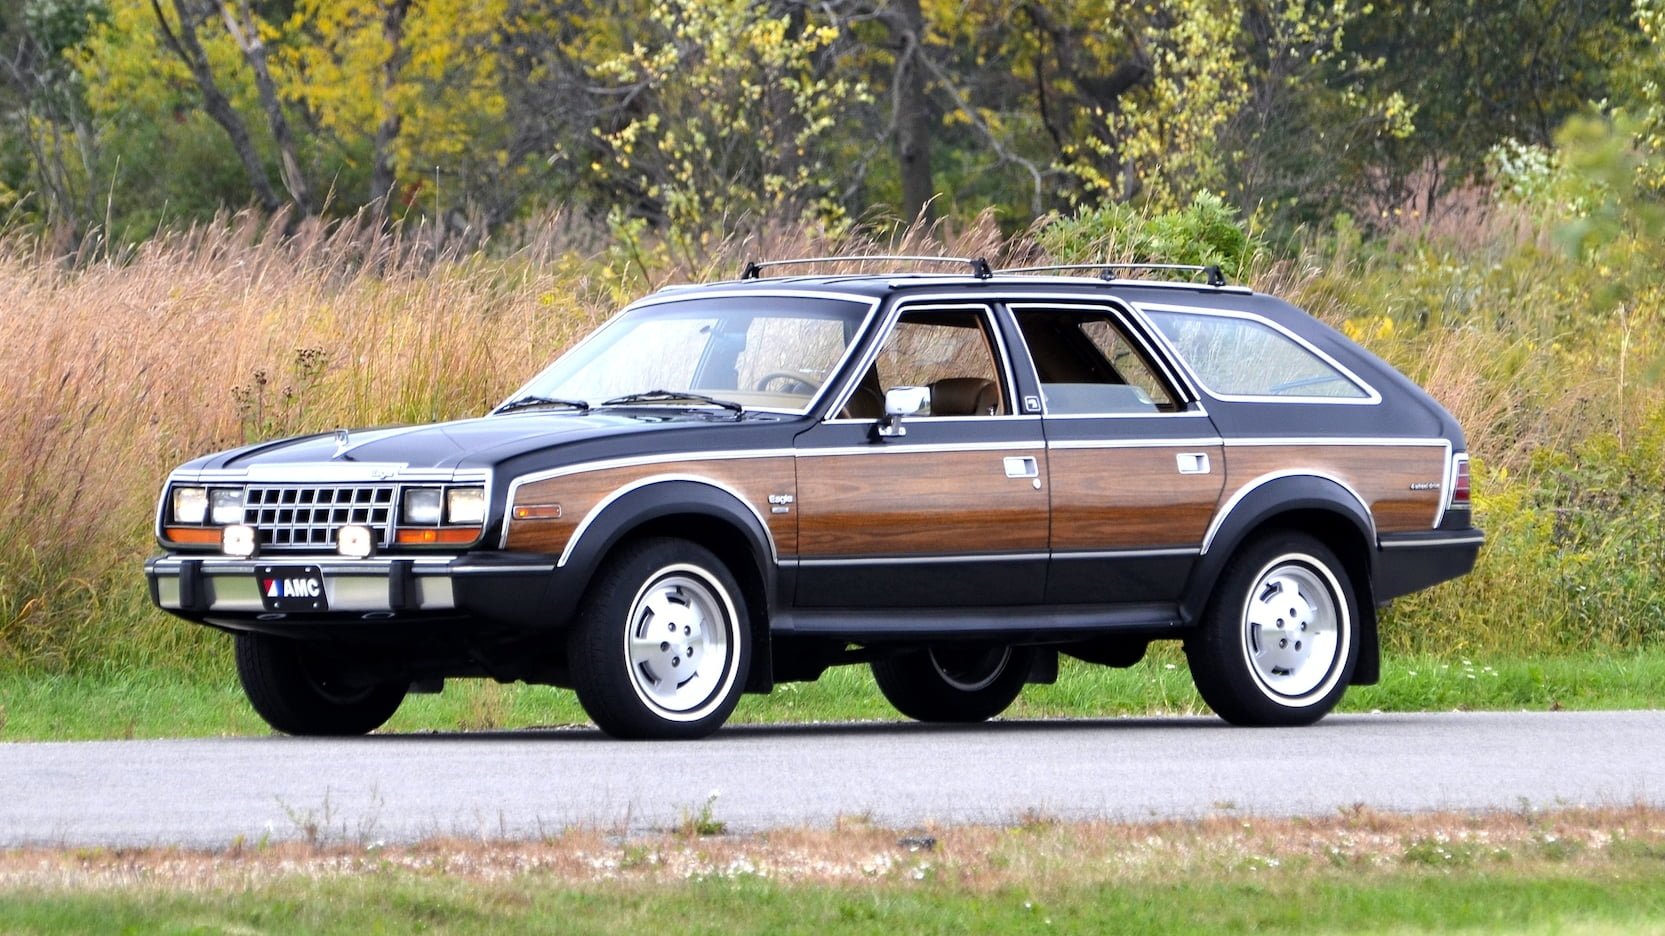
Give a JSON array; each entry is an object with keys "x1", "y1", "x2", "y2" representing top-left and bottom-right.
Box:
[{"x1": 506, "y1": 295, "x2": 872, "y2": 414}]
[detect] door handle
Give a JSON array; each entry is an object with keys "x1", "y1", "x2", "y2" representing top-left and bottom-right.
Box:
[
  {"x1": 1004, "y1": 456, "x2": 1039, "y2": 479},
  {"x1": 1176, "y1": 452, "x2": 1211, "y2": 475}
]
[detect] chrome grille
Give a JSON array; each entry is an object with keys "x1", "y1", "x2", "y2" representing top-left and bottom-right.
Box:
[{"x1": 243, "y1": 485, "x2": 396, "y2": 548}]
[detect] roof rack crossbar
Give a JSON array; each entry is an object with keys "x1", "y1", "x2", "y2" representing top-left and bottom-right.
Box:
[
  {"x1": 998, "y1": 262, "x2": 1227, "y2": 288},
  {"x1": 740, "y1": 255, "x2": 994, "y2": 280}
]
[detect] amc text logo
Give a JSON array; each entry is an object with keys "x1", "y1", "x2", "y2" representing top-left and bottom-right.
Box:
[{"x1": 262, "y1": 577, "x2": 321, "y2": 599}]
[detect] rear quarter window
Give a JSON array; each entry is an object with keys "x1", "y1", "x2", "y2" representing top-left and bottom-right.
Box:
[{"x1": 1143, "y1": 308, "x2": 1372, "y2": 401}]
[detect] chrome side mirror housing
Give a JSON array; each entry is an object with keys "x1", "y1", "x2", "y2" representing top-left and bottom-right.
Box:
[{"x1": 876, "y1": 386, "x2": 931, "y2": 438}]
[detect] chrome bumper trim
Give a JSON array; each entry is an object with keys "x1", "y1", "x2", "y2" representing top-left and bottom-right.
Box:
[
  {"x1": 1377, "y1": 532, "x2": 1486, "y2": 550},
  {"x1": 147, "y1": 555, "x2": 554, "y2": 614}
]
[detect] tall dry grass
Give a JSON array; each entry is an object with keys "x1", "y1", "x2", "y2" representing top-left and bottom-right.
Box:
[
  {"x1": 0, "y1": 210, "x2": 1016, "y2": 672},
  {"x1": 0, "y1": 212, "x2": 622, "y2": 670},
  {"x1": 0, "y1": 202, "x2": 1660, "y2": 673}
]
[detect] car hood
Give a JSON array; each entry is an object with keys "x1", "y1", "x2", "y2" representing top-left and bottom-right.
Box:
[{"x1": 195, "y1": 411, "x2": 738, "y2": 475}]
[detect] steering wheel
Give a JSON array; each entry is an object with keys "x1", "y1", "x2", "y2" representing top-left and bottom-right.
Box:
[{"x1": 753, "y1": 370, "x2": 823, "y2": 394}]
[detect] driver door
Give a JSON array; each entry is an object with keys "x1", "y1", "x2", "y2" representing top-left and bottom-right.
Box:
[{"x1": 792, "y1": 304, "x2": 1050, "y2": 608}]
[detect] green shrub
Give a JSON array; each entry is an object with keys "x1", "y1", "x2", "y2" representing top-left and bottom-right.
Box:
[{"x1": 1034, "y1": 191, "x2": 1265, "y2": 280}]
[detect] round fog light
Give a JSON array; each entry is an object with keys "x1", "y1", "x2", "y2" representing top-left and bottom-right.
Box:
[
  {"x1": 337, "y1": 525, "x2": 375, "y2": 558},
  {"x1": 222, "y1": 525, "x2": 257, "y2": 558}
]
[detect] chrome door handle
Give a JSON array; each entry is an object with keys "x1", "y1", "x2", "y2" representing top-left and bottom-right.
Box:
[
  {"x1": 1004, "y1": 456, "x2": 1039, "y2": 479},
  {"x1": 1176, "y1": 452, "x2": 1211, "y2": 475}
]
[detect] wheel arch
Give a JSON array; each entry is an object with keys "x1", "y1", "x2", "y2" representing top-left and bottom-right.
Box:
[
  {"x1": 554, "y1": 478, "x2": 778, "y2": 692},
  {"x1": 1186, "y1": 474, "x2": 1381, "y2": 685}
]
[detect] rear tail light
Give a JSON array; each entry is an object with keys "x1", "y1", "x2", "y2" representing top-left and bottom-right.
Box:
[{"x1": 1449, "y1": 454, "x2": 1471, "y2": 509}]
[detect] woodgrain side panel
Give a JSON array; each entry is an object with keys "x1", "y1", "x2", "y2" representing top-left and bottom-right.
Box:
[
  {"x1": 1220, "y1": 444, "x2": 1447, "y2": 534},
  {"x1": 797, "y1": 449, "x2": 1050, "y2": 556},
  {"x1": 1049, "y1": 445, "x2": 1225, "y2": 549},
  {"x1": 504, "y1": 457, "x2": 796, "y2": 556}
]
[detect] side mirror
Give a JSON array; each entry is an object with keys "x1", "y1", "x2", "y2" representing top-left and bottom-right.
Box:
[{"x1": 877, "y1": 386, "x2": 930, "y2": 438}]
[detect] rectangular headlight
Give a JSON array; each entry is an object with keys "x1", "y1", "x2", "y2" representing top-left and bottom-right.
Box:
[
  {"x1": 172, "y1": 487, "x2": 208, "y2": 524},
  {"x1": 209, "y1": 488, "x2": 245, "y2": 525},
  {"x1": 402, "y1": 487, "x2": 443, "y2": 525},
  {"x1": 446, "y1": 487, "x2": 486, "y2": 525}
]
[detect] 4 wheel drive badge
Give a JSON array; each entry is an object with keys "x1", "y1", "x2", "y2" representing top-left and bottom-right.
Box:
[{"x1": 332, "y1": 427, "x2": 351, "y2": 459}]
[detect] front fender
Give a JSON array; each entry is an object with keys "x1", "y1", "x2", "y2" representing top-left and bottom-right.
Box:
[{"x1": 544, "y1": 477, "x2": 779, "y2": 619}]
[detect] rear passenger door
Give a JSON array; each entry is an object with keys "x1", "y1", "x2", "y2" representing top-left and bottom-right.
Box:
[{"x1": 1009, "y1": 302, "x2": 1225, "y2": 604}]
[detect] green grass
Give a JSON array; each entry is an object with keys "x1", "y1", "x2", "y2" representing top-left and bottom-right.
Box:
[
  {"x1": 3, "y1": 649, "x2": 1662, "y2": 741},
  {"x1": 2, "y1": 863, "x2": 1664, "y2": 934}
]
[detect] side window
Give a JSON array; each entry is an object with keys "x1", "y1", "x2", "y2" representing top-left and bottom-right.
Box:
[
  {"x1": 1144, "y1": 309, "x2": 1369, "y2": 400},
  {"x1": 867, "y1": 309, "x2": 1008, "y2": 417},
  {"x1": 1015, "y1": 308, "x2": 1178, "y2": 415}
]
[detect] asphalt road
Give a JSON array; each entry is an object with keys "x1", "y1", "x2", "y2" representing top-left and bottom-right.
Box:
[{"x1": 3, "y1": 711, "x2": 1661, "y2": 848}]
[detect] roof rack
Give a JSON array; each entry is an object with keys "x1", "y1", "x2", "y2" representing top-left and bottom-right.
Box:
[
  {"x1": 740, "y1": 255, "x2": 994, "y2": 280},
  {"x1": 998, "y1": 262, "x2": 1227, "y2": 288}
]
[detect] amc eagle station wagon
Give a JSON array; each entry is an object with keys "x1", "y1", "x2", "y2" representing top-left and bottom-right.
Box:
[{"x1": 146, "y1": 257, "x2": 1483, "y2": 739}]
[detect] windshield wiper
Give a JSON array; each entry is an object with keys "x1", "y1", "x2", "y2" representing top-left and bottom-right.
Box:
[
  {"x1": 494, "y1": 394, "x2": 591, "y2": 414},
  {"x1": 600, "y1": 390, "x2": 744, "y2": 414}
]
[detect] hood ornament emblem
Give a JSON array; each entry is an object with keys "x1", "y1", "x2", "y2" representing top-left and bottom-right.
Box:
[{"x1": 332, "y1": 428, "x2": 351, "y2": 459}]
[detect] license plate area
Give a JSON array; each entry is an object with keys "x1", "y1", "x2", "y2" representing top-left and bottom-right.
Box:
[{"x1": 256, "y1": 565, "x2": 329, "y2": 611}]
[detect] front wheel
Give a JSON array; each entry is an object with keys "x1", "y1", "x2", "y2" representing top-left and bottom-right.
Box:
[
  {"x1": 871, "y1": 643, "x2": 1033, "y2": 723},
  {"x1": 1184, "y1": 532, "x2": 1358, "y2": 726},
  {"x1": 567, "y1": 538, "x2": 751, "y2": 739},
  {"x1": 234, "y1": 633, "x2": 407, "y2": 736}
]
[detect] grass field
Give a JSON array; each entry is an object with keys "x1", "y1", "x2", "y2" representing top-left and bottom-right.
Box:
[
  {"x1": 4, "y1": 650, "x2": 1661, "y2": 741},
  {"x1": 3, "y1": 806, "x2": 1664, "y2": 934}
]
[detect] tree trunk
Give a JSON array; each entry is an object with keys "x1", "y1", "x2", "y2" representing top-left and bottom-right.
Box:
[
  {"x1": 221, "y1": 0, "x2": 311, "y2": 214},
  {"x1": 891, "y1": 0, "x2": 933, "y2": 224},
  {"x1": 151, "y1": 0, "x2": 281, "y2": 213},
  {"x1": 370, "y1": 0, "x2": 412, "y2": 214}
]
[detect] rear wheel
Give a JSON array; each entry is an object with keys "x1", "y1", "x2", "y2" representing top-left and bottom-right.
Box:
[
  {"x1": 234, "y1": 633, "x2": 406, "y2": 736},
  {"x1": 871, "y1": 643, "x2": 1033, "y2": 723},
  {"x1": 568, "y1": 538, "x2": 751, "y2": 739},
  {"x1": 1184, "y1": 532, "x2": 1358, "y2": 726}
]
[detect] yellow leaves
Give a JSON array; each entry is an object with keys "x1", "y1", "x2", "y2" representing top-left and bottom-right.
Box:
[
  {"x1": 271, "y1": 0, "x2": 511, "y2": 186},
  {"x1": 1342, "y1": 315, "x2": 1396, "y2": 342},
  {"x1": 583, "y1": 0, "x2": 865, "y2": 250}
]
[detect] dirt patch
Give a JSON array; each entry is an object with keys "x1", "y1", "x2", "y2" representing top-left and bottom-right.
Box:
[{"x1": 3, "y1": 804, "x2": 1662, "y2": 893}]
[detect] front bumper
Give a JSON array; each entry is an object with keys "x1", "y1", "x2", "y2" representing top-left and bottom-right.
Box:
[{"x1": 145, "y1": 552, "x2": 558, "y2": 635}]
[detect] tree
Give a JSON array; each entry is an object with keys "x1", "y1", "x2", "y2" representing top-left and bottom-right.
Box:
[
  {"x1": 1, "y1": 0, "x2": 109, "y2": 235},
  {"x1": 149, "y1": 0, "x2": 284, "y2": 213},
  {"x1": 1344, "y1": 0, "x2": 1639, "y2": 218},
  {"x1": 218, "y1": 0, "x2": 311, "y2": 211},
  {"x1": 575, "y1": 0, "x2": 867, "y2": 251}
]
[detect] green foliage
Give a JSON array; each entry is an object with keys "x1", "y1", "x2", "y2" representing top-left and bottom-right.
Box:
[
  {"x1": 582, "y1": 0, "x2": 866, "y2": 256},
  {"x1": 1062, "y1": 0, "x2": 1250, "y2": 208},
  {"x1": 1343, "y1": 0, "x2": 1639, "y2": 217},
  {"x1": 1035, "y1": 192, "x2": 1264, "y2": 279}
]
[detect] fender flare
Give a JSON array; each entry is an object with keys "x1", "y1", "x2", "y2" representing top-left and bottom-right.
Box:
[
  {"x1": 1184, "y1": 473, "x2": 1382, "y2": 685},
  {"x1": 541, "y1": 476, "x2": 780, "y2": 687}
]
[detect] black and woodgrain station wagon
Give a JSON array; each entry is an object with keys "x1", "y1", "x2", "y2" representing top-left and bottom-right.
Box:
[{"x1": 146, "y1": 257, "x2": 1483, "y2": 739}]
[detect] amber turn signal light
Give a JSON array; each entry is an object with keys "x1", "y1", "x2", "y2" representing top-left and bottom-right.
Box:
[
  {"x1": 394, "y1": 527, "x2": 482, "y2": 545},
  {"x1": 163, "y1": 527, "x2": 222, "y2": 545}
]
